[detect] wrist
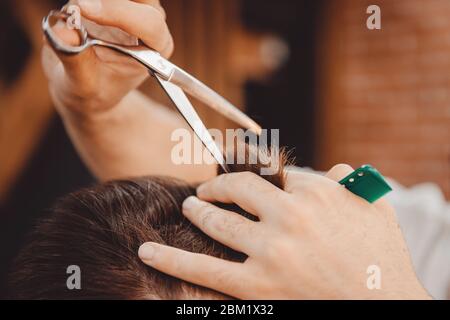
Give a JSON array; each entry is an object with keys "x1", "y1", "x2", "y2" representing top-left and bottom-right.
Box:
[
  {"x1": 55, "y1": 90, "x2": 138, "y2": 127},
  {"x1": 54, "y1": 96, "x2": 138, "y2": 143}
]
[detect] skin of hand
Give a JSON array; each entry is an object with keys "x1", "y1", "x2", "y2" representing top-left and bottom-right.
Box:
[
  {"x1": 139, "y1": 164, "x2": 431, "y2": 299},
  {"x1": 42, "y1": 0, "x2": 174, "y2": 115},
  {"x1": 42, "y1": 0, "x2": 217, "y2": 183}
]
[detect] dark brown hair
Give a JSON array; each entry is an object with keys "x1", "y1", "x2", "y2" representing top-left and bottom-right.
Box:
[{"x1": 8, "y1": 147, "x2": 290, "y2": 299}]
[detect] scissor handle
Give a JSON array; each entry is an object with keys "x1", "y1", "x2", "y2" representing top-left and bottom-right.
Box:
[
  {"x1": 42, "y1": 10, "x2": 90, "y2": 54},
  {"x1": 42, "y1": 9, "x2": 262, "y2": 135}
]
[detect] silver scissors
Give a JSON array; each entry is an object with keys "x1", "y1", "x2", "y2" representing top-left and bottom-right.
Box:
[{"x1": 42, "y1": 10, "x2": 262, "y2": 173}]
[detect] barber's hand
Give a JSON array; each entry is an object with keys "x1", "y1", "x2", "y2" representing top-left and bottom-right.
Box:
[
  {"x1": 139, "y1": 164, "x2": 430, "y2": 299},
  {"x1": 42, "y1": 0, "x2": 173, "y2": 115}
]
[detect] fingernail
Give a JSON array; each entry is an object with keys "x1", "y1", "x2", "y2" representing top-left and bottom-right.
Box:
[
  {"x1": 182, "y1": 196, "x2": 201, "y2": 211},
  {"x1": 138, "y1": 243, "x2": 155, "y2": 261},
  {"x1": 77, "y1": 0, "x2": 102, "y2": 15}
]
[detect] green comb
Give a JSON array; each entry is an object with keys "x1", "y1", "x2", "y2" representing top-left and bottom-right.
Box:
[{"x1": 339, "y1": 165, "x2": 392, "y2": 203}]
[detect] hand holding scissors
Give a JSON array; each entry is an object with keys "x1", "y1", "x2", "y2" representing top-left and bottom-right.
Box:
[
  {"x1": 42, "y1": 0, "x2": 173, "y2": 115},
  {"x1": 43, "y1": 4, "x2": 261, "y2": 172}
]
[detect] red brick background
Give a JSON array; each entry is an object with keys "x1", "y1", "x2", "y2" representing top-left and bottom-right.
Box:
[{"x1": 316, "y1": 0, "x2": 450, "y2": 198}]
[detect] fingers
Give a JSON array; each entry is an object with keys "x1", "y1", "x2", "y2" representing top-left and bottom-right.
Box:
[
  {"x1": 325, "y1": 163, "x2": 354, "y2": 182},
  {"x1": 182, "y1": 196, "x2": 259, "y2": 254},
  {"x1": 133, "y1": 0, "x2": 166, "y2": 19},
  {"x1": 42, "y1": 44, "x2": 61, "y2": 80},
  {"x1": 52, "y1": 19, "x2": 81, "y2": 47},
  {"x1": 284, "y1": 169, "x2": 325, "y2": 193},
  {"x1": 324, "y1": 163, "x2": 391, "y2": 208},
  {"x1": 75, "y1": 0, "x2": 174, "y2": 57},
  {"x1": 139, "y1": 242, "x2": 246, "y2": 298},
  {"x1": 196, "y1": 172, "x2": 287, "y2": 219},
  {"x1": 44, "y1": 18, "x2": 97, "y2": 75}
]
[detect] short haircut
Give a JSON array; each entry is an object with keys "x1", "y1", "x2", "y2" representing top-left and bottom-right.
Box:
[{"x1": 8, "y1": 147, "x2": 289, "y2": 299}]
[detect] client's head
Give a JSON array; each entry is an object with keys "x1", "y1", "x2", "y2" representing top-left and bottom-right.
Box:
[{"x1": 8, "y1": 147, "x2": 290, "y2": 299}]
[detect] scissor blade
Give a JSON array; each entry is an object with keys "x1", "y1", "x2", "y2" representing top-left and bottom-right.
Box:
[
  {"x1": 155, "y1": 74, "x2": 228, "y2": 172},
  {"x1": 170, "y1": 68, "x2": 262, "y2": 135}
]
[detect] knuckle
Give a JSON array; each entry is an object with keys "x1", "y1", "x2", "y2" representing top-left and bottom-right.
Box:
[
  {"x1": 240, "y1": 171, "x2": 258, "y2": 181},
  {"x1": 330, "y1": 163, "x2": 353, "y2": 176},
  {"x1": 163, "y1": 248, "x2": 195, "y2": 275},
  {"x1": 213, "y1": 268, "x2": 236, "y2": 292},
  {"x1": 160, "y1": 7, "x2": 167, "y2": 21},
  {"x1": 217, "y1": 216, "x2": 247, "y2": 239},
  {"x1": 162, "y1": 37, "x2": 175, "y2": 58},
  {"x1": 217, "y1": 173, "x2": 230, "y2": 185},
  {"x1": 303, "y1": 178, "x2": 329, "y2": 197},
  {"x1": 278, "y1": 202, "x2": 308, "y2": 229},
  {"x1": 280, "y1": 196, "x2": 301, "y2": 216},
  {"x1": 265, "y1": 238, "x2": 289, "y2": 261},
  {"x1": 240, "y1": 172, "x2": 260, "y2": 189},
  {"x1": 272, "y1": 189, "x2": 289, "y2": 204},
  {"x1": 332, "y1": 163, "x2": 353, "y2": 171},
  {"x1": 153, "y1": 4, "x2": 167, "y2": 20},
  {"x1": 219, "y1": 173, "x2": 239, "y2": 195},
  {"x1": 303, "y1": 185, "x2": 324, "y2": 203},
  {"x1": 198, "y1": 202, "x2": 216, "y2": 215},
  {"x1": 143, "y1": 7, "x2": 167, "y2": 31},
  {"x1": 198, "y1": 204, "x2": 217, "y2": 228},
  {"x1": 222, "y1": 172, "x2": 240, "y2": 183},
  {"x1": 169, "y1": 251, "x2": 188, "y2": 274},
  {"x1": 212, "y1": 174, "x2": 227, "y2": 189},
  {"x1": 151, "y1": 244, "x2": 171, "y2": 266},
  {"x1": 273, "y1": 192, "x2": 318, "y2": 231}
]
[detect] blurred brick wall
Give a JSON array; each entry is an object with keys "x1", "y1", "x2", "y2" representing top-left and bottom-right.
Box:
[{"x1": 316, "y1": 0, "x2": 450, "y2": 198}]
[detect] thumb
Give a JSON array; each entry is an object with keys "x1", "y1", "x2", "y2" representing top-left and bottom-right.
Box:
[{"x1": 46, "y1": 20, "x2": 97, "y2": 81}]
